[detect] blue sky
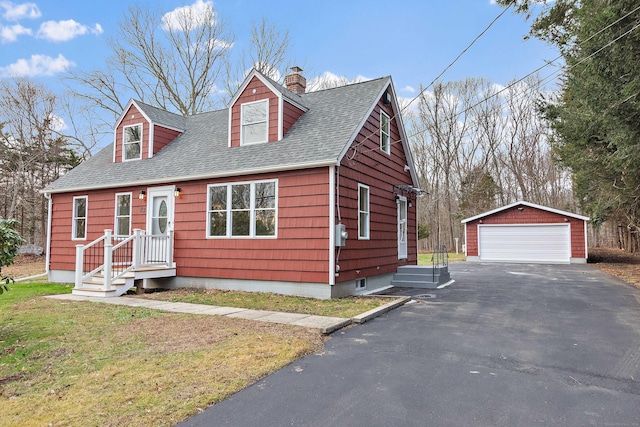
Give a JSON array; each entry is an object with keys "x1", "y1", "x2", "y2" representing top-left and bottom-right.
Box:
[{"x1": 0, "y1": 0, "x2": 559, "y2": 145}]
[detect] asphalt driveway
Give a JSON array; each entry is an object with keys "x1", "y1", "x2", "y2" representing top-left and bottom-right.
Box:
[{"x1": 178, "y1": 263, "x2": 640, "y2": 426}]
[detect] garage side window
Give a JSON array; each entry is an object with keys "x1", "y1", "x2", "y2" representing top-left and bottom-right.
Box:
[{"x1": 72, "y1": 196, "x2": 88, "y2": 240}]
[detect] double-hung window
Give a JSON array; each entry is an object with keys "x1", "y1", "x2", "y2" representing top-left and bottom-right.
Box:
[
  {"x1": 380, "y1": 111, "x2": 390, "y2": 154},
  {"x1": 208, "y1": 180, "x2": 277, "y2": 238},
  {"x1": 241, "y1": 99, "x2": 268, "y2": 145},
  {"x1": 114, "y1": 193, "x2": 132, "y2": 238},
  {"x1": 123, "y1": 124, "x2": 142, "y2": 160},
  {"x1": 72, "y1": 196, "x2": 88, "y2": 240},
  {"x1": 358, "y1": 184, "x2": 370, "y2": 239}
]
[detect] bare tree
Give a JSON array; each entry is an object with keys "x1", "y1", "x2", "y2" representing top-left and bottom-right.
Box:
[
  {"x1": 408, "y1": 75, "x2": 575, "y2": 251},
  {"x1": 66, "y1": 1, "x2": 234, "y2": 121},
  {"x1": 0, "y1": 78, "x2": 81, "y2": 245},
  {"x1": 222, "y1": 18, "x2": 292, "y2": 101}
]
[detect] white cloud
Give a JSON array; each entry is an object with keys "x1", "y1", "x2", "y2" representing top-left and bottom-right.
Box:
[
  {"x1": 162, "y1": 0, "x2": 215, "y2": 31},
  {"x1": 36, "y1": 19, "x2": 102, "y2": 42},
  {"x1": 0, "y1": 53, "x2": 74, "y2": 77},
  {"x1": 0, "y1": 1, "x2": 41, "y2": 20},
  {"x1": 307, "y1": 71, "x2": 371, "y2": 92},
  {"x1": 49, "y1": 113, "x2": 67, "y2": 132},
  {"x1": 0, "y1": 22, "x2": 30, "y2": 42},
  {"x1": 402, "y1": 85, "x2": 416, "y2": 94},
  {"x1": 209, "y1": 38, "x2": 233, "y2": 51}
]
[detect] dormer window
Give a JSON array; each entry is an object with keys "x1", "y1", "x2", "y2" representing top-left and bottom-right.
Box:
[
  {"x1": 241, "y1": 99, "x2": 268, "y2": 145},
  {"x1": 123, "y1": 124, "x2": 142, "y2": 160}
]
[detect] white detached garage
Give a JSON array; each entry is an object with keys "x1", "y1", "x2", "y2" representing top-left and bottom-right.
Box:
[{"x1": 462, "y1": 201, "x2": 590, "y2": 264}]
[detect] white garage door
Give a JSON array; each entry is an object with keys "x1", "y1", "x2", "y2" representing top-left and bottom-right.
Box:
[{"x1": 478, "y1": 224, "x2": 570, "y2": 264}]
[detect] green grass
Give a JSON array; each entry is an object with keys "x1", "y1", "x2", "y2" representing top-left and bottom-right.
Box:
[
  {"x1": 141, "y1": 289, "x2": 389, "y2": 318},
  {"x1": 418, "y1": 252, "x2": 466, "y2": 265},
  {"x1": 0, "y1": 282, "x2": 323, "y2": 427}
]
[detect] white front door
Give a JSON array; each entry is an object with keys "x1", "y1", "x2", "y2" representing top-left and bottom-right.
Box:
[
  {"x1": 398, "y1": 196, "x2": 408, "y2": 259},
  {"x1": 145, "y1": 187, "x2": 175, "y2": 263}
]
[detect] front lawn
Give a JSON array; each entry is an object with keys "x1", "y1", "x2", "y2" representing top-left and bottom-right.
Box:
[
  {"x1": 138, "y1": 288, "x2": 388, "y2": 318},
  {"x1": 0, "y1": 282, "x2": 323, "y2": 427}
]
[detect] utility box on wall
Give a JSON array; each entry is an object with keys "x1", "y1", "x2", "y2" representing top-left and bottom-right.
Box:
[{"x1": 335, "y1": 223, "x2": 348, "y2": 247}]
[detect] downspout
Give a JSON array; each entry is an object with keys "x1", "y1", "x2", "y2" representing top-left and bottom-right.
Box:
[
  {"x1": 44, "y1": 192, "x2": 52, "y2": 275},
  {"x1": 329, "y1": 165, "x2": 336, "y2": 286}
]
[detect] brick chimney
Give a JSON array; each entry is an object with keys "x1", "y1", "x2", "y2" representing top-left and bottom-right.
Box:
[{"x1": 285, "y1": 66, "x2": 306, "y2": 94}]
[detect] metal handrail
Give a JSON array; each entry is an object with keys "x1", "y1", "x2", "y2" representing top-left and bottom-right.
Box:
[{"x1": 430, "y1": 245, "x2": 449, "y2": 283}]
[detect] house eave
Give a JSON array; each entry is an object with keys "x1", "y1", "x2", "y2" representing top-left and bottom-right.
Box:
[{"x1": 41, "y1": 159, "x2": 339, "y2": 195}]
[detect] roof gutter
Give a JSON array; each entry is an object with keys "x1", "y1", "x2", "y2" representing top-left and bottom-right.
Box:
[{"x1": 41, "y1": 159, "x2": 340, "y2": 195}]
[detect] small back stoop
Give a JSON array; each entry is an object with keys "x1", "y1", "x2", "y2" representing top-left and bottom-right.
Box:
[{"x1": 392, "y1": 265, "x2": 451, "y2": 289}]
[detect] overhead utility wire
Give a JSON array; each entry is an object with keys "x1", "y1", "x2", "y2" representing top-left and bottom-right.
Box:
[
  {"x1": 353, "y1": 5, "x2": 640, "y2": 158},
  {"x1": 400, "y1": 5, "x2": 512, "y2": 114},
  {"x1": 346, "y1": 5, "x2": 512, "y2": 158}
]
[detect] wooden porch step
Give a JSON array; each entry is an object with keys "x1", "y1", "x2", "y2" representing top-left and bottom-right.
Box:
[{"x1": 83, "y1": 278, "x2": 127, "y2": 286}]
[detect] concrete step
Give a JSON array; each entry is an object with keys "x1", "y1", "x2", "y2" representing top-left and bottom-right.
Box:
[
  {"x1": 393, "y1": 273, "x2": 448, "y2": 282},
  {"x1": 72, "y1": 287, "x2": 118, "y2": 297},
  {"x1": 393, "y1": 265, "x2": 451, "y2": 289},
  {"x1": 391, "y1": 279, "x2": 439, "y2": 289},
  {"x1": 396, "y1": 265, "x2": 448, "y2": 275}
]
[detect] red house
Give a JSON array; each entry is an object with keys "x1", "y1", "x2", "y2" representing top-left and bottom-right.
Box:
[
  {"x1": 43, "y1": 68, "x2": 421, "y2": 299},
  {"x1": 462, "y1": 201, "x2": 589, "y2": 264}
]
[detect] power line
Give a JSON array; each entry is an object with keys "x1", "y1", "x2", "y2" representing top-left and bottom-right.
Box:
[
  {"x1": 352, "y1": 6, "x2": 640, "y2": 160},
  {"x1": 346, "y1": 5, "x2": 513, "y2": 155}
]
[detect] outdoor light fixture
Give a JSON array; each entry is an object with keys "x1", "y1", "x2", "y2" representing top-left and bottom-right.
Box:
[
  {"x1": 138, "y1": 190, "x2": 146, "y2": 200},
  {"x1": 174, "y1": 187, "x2": 182, "y2": 197}
]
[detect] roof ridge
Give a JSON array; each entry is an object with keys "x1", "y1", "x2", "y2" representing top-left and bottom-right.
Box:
[{"x1": 303, "y1": 76, "x2": 389, "y2": 96}]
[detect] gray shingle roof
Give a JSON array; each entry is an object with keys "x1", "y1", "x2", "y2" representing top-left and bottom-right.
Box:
[
  {"x1": 134, "y1": 100, "x2": 187, "y2": 130},
  {"x1": 45, "y1": 76, "x2": 390, "y2": 193}
]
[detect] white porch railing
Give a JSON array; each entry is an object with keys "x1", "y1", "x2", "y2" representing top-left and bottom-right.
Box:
[{"x1": 75, "y1": 228, "x2": 174, "y2": 290}]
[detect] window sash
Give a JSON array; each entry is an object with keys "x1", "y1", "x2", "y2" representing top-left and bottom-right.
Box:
[
  {"x1": 72, "y1": 196, "x2": 87, "y2": 240},
  {"x1": 241, "y1": 100, "x2": 268, "y2": 145},
  {"x1": 115, "y1": 193, "x2": 132, "y2": 237},
  {"x1": 380, "y1": 111, "x2": 390, "y2": 154},
  {"x1": 358, "y1": 184, "x2": 369, "y2": 239},
  {"x1": 123, "y1": 124, "x2": 142, "y2": 160},
  {"x1": 207, "y1": 180, "x2": 277, "y2": 238}
]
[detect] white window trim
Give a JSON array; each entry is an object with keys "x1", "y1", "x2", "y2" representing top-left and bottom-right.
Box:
[
  {"x1": 240, "y1": 99, "x2": 269, "y2": 145},
  {"x1": 123, "y1": 123, "x2": 143, "y2": 161},
  {"x1": 114, "y1": 192, "x2": 132, "y2": 238},
  {"x1": 356, "y1": 278, "x2": 367, "y2": 291},
  {"x1": 358, "y1": 183, "x2": 370, "y2": 240},
  {"x1": 72, "y1": 196, "x2": 88, "y2": 241},
  {"x1": 206, "y1": 179, "x2": 278, "y2": 239},
  {"x1": 380, "y1": 110, "x2": 390, "y2": 155}
]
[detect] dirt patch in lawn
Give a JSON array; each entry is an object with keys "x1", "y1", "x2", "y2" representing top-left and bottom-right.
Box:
[
  {"x1": 2, "y1": 254, "x2": 46, "y2": 279},
  {"x1": 589, "y1": 247, "x2": 640, "y2": 289}
]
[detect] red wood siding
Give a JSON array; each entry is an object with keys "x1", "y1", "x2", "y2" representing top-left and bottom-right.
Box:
[
  {"x1": 230, "y1": 76, "x2": 280, "y2": 147},
  {"x1": 282, "y1": 101, "x2": 304, "y2": 136},
  {"x1": 49, "y1": 168, "x2": 331, "y2": 284},
  {"x1": 335, "y1": 99, "x2": 418, "y2": 283},
  {"x1": 49, "y1": 188, "x2": 147, "y2": 271},
  {"x1": 114, "y1": 104, "x2": 150, "y2": 162},
  {"x1": 465, "y1": 206, "x2": 586, "y2": 258},
  {"x1": 153, "y1": 125, "x2": 181, "y2": 155}
]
